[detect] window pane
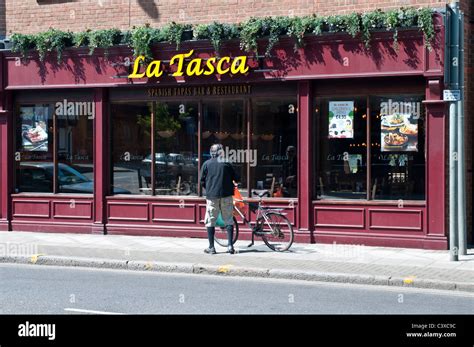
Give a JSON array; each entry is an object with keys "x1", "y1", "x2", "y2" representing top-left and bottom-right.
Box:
[
  {"x1": 111, "y1": 103, "x2": 152, "y2": 195},
  {"x1": 154, "y1": 101, "x2": 198, "y2": 196},
  {"x1": 201, "y1": 100, "x2": 247, "y2": 196},
  {"x1": 15, "y1": 104, "x2": 54, "y2": 193},
  {"x1": 370, "y1": 95, "x2": 425, "y2": 200},
  {"x1": 314, "y1": 97, "x2": 368, "y2": 199},
  {"x1": 57, "y1": 103, "x2": 94, "y2": 194},
  {"x1": 251, "y1": 98, "x2": 297, "y2": 198}
]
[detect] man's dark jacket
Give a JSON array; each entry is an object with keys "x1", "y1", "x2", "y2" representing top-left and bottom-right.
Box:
[{"x1": 200, "y1": 157, "x2": 238, "y2": 199}]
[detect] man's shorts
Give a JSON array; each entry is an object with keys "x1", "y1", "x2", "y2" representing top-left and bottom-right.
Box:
[{"x1": 205, "y1": 196, "x2": 234, "y2": 227}]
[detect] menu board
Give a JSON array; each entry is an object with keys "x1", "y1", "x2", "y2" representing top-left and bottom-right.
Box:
[
  {"x1": 20, "y1": 106, "x2": 49, "y2": 152},
  {"x1": 328, "y1": 101, "x2": 354, "y2": 139},
  {"x1": 380, "y1": 113, "x2": 418, "y2": 152}
]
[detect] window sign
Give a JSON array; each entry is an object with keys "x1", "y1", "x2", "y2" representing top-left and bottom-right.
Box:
[
  {"x1": 380, "y1": 99, "x2": 420, "y2": 152},
  {"x1": 20, "y1": 106, "x2": 49, "y2": 152},
  {"x1": 328, "y1": 101, "x2": 354, "y2": 139}
]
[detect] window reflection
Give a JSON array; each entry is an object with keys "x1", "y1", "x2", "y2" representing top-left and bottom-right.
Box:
[
  {"x1": 15, "y1": 104, "x2": 54, "y2": 193},
  {"x1": 251, "y1": 98, "x2": 298, "y2": 198},
  {"x1": 57, "y1": 102, "x2": 94, "y2": 193},
  {"x1": 370, "y1": 95, "x2": 425, "y2": 200},
  {"x1": 201, "y1": 100, "x2": 247, "y2": 196},
  {"x1": 315, "y1": 97, "x2": 368, "y2": 199},
  {"x1": 111, "y1": 103, "x2": 151, "y2": 195},
  {"x1": 154, "y1": 101, "x2": 198, "y2": 196}
]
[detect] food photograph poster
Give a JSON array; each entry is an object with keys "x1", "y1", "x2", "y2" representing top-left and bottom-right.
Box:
[
  {"x1": 20, "y1": 106, "x2": 49, "y2": 152},
  {"x1": 380, "y1": 104, "x2": 419, "y2": 152},
  {"x1": 328, "y1": 101, "x2": 354, "y2": 139}
]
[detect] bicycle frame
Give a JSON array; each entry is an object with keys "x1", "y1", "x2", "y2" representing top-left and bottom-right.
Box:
[{"x1": 233, "y1": 198, "x2": 287, "y2": 247}]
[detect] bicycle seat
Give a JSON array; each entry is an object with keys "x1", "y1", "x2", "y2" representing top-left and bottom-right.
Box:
[{"x1": 253, "y1": 190, "x2": 270, "y2": 198}]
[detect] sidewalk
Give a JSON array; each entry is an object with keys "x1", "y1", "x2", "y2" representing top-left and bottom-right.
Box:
[{"x1": 0, "y1": 231, "x2": 473, "y2": 292}]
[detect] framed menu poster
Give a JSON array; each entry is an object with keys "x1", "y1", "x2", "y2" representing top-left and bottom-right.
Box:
[{"x1": 328, "y1": 101, "x2": 354, "y2": 139}]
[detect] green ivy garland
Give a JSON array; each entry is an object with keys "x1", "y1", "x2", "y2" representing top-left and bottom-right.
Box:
[
  {"x1": 10, "y1": 7, "x2": 436, "y2": 63},
  {"x1": 194, "y1": 22, "x2": 239, "y2": 52},
  {"x1": 87, "y1": 28, "x2": 122, "y2": 56}
]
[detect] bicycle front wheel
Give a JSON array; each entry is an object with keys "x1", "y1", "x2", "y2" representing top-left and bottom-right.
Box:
[
  {"x1": 214, "y1": 216, "x2": 239, "y2": 248},
  {"x1": 260, "y1": 212, "x2": 294, "y2": 252}
]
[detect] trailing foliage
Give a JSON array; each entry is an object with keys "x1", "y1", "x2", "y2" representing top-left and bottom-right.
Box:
[
  {"x1": 160, "y1": 22, "x2": 192, "y2": 50},
  {"x1": 193, "y1": 22, "x2": 239, "y2": 52},
  {"x1": 87, "y1": 28, "x2": 122, "y2": 56},
  {"x1": 9, "y1": 7, "x2": 437, "y2": 62}
]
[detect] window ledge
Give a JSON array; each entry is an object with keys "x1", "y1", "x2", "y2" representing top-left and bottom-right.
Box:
[
  {"x1": 313, "y1": 199, "x2": 426, "y2": 206},
  {"x1": 11, "y1": 193, "x2": 93, "y2": 198}
]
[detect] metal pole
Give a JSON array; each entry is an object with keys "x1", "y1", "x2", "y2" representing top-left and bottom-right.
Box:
[
  {"x1": 457, "y1": 11, "x2": 467, "y2": 255},
  {"x1": 448, "y1": 1, "x2": 460, "y2": 261}
]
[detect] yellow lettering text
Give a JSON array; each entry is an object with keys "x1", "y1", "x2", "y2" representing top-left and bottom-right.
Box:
[
  {"x1": 203, "y1": 57, "x2": 216, "y2": 76},
  {"x1": 216, "y1": 56, "x2": 230, "y2": 74},
  {"x1": 186, "y1": 58, "x2": 204, "y2": 76},
  {"x1": 171, "y1": 50, "x2": 194, "y2": 77},
  {"x1": 231, "y1": 56, "x2": 249, "y2": 74},
  {"x1": 128, "y1": 56, "x2": 146, "y2": 78},
  {"x1": 146, "y1": 60, "x2": 164, "y2": 77}
]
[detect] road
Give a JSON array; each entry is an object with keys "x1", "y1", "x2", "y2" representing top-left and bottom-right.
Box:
[{"x1": 0, "y1": 263, "x2": 473, "y2": 314}]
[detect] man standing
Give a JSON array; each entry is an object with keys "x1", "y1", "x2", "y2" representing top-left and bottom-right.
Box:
[{"x1": 200, "y1": 144, "x2": 237, "y2": 254}]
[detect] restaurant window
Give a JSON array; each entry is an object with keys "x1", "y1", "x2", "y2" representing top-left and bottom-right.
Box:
[
  {"x1": 15, "y1": 102, "x2": 94, "y2": 194},
  {"x1": 370, "y1": 95, "x2": 425, "y2": 200},
  {"x1": 57, "y1": 104, "x2": 94, "y2": 193},
  {"x1": 314, "y1": 94, "x2": 425, "y2": 201},
  {"x1": 111, "y1": 101, "x2": 199, "y2": 196},
  {"x1": 111, "y1": 102, "x2": 152, "y2": 195},
  {"x1": 251, "y1": 98, "x2": 297, "y2": 198},
  {"x1": 201, "y1": 100, "x2": 247, "y2": 196},
  {"x1": 315, "y1": 97, "x2": 368, "y2": 199},
  {"x1": 154, "y1": 101, "x2": 198, "y2": 196}
]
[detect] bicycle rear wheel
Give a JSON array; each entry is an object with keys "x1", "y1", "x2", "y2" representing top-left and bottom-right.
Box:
[
  {"x1": 260, "y1": 212, "x2": 294, "y2": 252},
  {"x1": 214, "y1": 216, "x2": 239, "y2": 247}
]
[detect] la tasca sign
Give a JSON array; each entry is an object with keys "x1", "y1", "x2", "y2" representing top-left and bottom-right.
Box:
[{"x1": 128, "y1": 49, "x2": 249, "y2": 79}]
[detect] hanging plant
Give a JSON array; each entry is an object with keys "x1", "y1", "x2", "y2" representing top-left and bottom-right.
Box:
[
  {"x1": 417, "y1": 7, "x2": 435, "y2": 50},
  {"x1": 343, "y1": 13, "x2": 361, "y2": 38},
  {"x1": 161, "y1": 22, "x2": 192, "y2": 50},
  {"x1": 9, "y1": 7, "x2": 437, "y2": 61},
  {"x1": 239, "y1": 17, "x2": 264, "y2": 53},
  {"x1": 309, "y1": 15, "x2": 325, "y2": 36},
  {"x1": 130, "y1": 24, "x2": 161, "y2": 60},
  {"x1": 33, "y1": 28, "x2": 73, "y2": 63},
  {"x1": 87, "y1": 28, "x2": 122, "y2": 56},
  {"x1": 383, "y1": 9, "x2": 401, "y2": 50},
  {"x1": 361, "y1": 9, "x2": 385, "y2": 47},
  {"x1": 193, "y1": 22, "x2": 239, "y2": 52},
  {"x1": 287, "y1": 16, "x2": 312, "y2": 51},
  {"x1": 326, "y1": 15, "x2": 346, "y2": 33},
  {"x1": 10, "y1": 33, "x2": 35, "y2": 59},
  {"x1": 72, "y1": 30, "x2": 91, "y2": 48}
]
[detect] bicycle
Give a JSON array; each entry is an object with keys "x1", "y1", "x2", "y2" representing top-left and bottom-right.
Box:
[{"x1": 214, "y1": 193, "x2": 294, "y2": 252}]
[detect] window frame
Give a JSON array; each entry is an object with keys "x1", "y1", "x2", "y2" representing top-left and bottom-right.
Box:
[
  {"x1": 314, "y1": 92, "x2": 426, "y2": 203},
  {"x1": 14, "y1": 101, "x2": 95, "y2": 196},
  {"x1": 110, "y1": 95, "x2": 298, "y2": 199}
]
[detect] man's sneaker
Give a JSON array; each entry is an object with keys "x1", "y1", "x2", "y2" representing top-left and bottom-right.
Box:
[
  {"x1": 227, "y1": 246, "x2": 235, "y2": 254},
  {"x1": 204, "y1": 247, "x2": 216, "y2": 254}
]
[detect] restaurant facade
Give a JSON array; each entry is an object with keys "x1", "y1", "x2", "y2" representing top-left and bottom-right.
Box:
[{"x1": 0, "y1": 11, "x2": 462, "y2": 250}]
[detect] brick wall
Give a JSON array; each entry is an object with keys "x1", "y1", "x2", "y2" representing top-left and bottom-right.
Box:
[
  {"x1": 2, "y1": 0, "x2": 473, "y2": 241},
  {"x1": 2, "y1": 0, "x2": 453, "y2": 34},
  {"x1": 0, "y1": 0, "x2": 5, "y2": 37}
]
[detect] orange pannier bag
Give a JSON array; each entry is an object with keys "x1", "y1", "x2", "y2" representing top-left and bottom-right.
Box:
[{"x1": 233, "y1": 186, "x2": 247, "y2": 216}]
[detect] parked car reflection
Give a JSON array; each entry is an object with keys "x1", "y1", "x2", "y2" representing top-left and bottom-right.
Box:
[
  {"x1": 17, "y1": 162, "x2": 131, "y2": 194},
  {"x1": 141, "y1": 153, "x2": 198, "y2": 195}
]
